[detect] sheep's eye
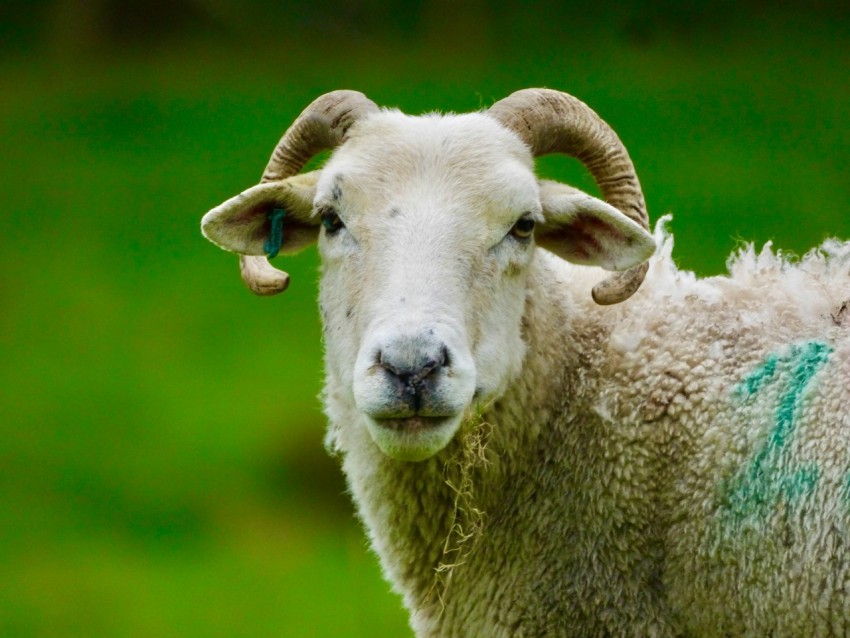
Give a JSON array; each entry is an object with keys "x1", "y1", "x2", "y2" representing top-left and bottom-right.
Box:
[
  {"x1": 321, "y1": 209, "x2": 345, "y2": 235},
  {"x1": 510, "y1": 215, "x2": 535, "y2": 240}
]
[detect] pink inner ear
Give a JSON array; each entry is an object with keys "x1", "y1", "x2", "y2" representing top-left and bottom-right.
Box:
[
  {"x1": 558, "y1": 213, "x2": 627, "y2": 262},
  {"x1": 229, "y1": 203, "x2": 280, "y2": 246},
  {"x1": 231, "y1": 203, "x2": 269, "y2": 225}
]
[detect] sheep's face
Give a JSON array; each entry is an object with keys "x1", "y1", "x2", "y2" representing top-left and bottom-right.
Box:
[
  {"x1": 316, "y1": 113, "x2": 540, "y2": 461},
  {"x1": 201, "y1": 110, "x2": 655, "y2": 462}
]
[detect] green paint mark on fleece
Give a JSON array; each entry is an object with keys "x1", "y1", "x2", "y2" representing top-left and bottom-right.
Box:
[{"x1": 722, "y1": 340, "x2": 832, "y2": 521}]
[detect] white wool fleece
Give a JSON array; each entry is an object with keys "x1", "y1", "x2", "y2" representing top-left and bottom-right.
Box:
[{"x1": 327, "y1": 219, "x2": 850, "y2": 637}]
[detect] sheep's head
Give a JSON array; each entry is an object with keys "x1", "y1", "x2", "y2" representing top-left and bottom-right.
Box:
[{"x1": 202, "y1": 90, "x2": 654, "y2": 461}]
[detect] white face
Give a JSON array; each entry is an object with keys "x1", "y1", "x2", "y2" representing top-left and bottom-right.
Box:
[
  {"x1": 315, "y1": 112, "x2": 541, "y2": 461},
  {"x1": 202, "y1": 105, "x2": 654, "y2": 460}
]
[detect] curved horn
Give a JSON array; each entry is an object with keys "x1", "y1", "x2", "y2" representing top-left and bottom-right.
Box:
[
  {"x1": 241, "y1": 90, "x2": 380, "y2": 294},
  {"x1": 487, "y1": 88, "x2": 650, "y2": 305}
]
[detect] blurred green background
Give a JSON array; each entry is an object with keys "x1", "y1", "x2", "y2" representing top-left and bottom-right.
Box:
[{"x1": 1, "y1": 1, "x2": 848, "y2": 636}]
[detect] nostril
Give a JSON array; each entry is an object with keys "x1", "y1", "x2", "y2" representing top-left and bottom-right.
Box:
[
  {"x1": 378, "y1": 353, "x2": 404, "y2": 380},
  {"x1": 377, "y1": 351, "x2": 416, "y2": 384}
]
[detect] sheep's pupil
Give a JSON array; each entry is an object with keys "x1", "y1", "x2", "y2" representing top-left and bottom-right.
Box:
[
  {"x1": 512, "y1": 217, "x2": 535, "y2": 238},
  {"x1": 322, "y1": 211, "x2": 344, "y2": 234}
]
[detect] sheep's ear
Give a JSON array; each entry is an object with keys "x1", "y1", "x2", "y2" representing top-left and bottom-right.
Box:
[
  {"x1": 537, "y1": 179, "x2": 655, "y2": 271},
  {"x1": 201, "y1": 171, "x2": 320, "y2": 257}
]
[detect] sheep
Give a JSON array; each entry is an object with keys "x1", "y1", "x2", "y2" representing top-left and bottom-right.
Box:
[{"x1": 200, "y1": 89, "x2": 850, "y2": 637}]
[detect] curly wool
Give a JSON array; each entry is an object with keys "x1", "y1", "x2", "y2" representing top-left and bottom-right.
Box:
[{"x1": 329, "y1": 219, "x2": 850, "y2": 637}]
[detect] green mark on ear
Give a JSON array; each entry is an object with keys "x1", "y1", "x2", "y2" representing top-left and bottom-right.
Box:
[
  {"x1": 264, "y1": 208, "x2": 286, "y2": 259},
  {"x1": 721, "y1": 340, "x2": 832, "y2": 523}
]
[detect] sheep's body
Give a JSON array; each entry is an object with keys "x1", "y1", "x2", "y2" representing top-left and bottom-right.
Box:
[
  {"x1": 327, "y1": 227, "x2": 850, "y2": 636},
  {"x1": 201, "y1": 90, "x2": 850, "y2": 636}
]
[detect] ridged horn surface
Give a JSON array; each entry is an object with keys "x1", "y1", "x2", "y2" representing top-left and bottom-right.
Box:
[
  {"x1": 488, "y1": 88, "x2": 650, "y2": 305},
  {"x1": 261, "y1": 90, "x2": 380, "y2": 183},
  {"x1": 242, "y1": 91, "x2": 380, "y2": 295}
]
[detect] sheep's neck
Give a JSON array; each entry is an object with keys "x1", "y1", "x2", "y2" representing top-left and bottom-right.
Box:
[{"x1": 333, "y1": 254, "x2": 586, "y2": 624}]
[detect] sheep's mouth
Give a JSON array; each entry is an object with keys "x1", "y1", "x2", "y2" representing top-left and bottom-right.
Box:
[
  {"x1": 374, "y1": 416, "x2": 454, "y2": 434},
  {"x1": 365, "y1": 414, "x2": 464, "y2": 461}
]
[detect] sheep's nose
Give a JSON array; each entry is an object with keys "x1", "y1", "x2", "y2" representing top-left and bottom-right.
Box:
[
  {"x1": 376, "y1": 337, "x2": 450, "y2": 412},
  {"x1": 379, "y1": 345, "x2": 447, "y2": 384}
]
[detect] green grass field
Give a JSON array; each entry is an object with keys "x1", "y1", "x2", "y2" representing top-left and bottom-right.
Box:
[{"x1": 2, "y1": 4, "x2": 848, "y2": 636}]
